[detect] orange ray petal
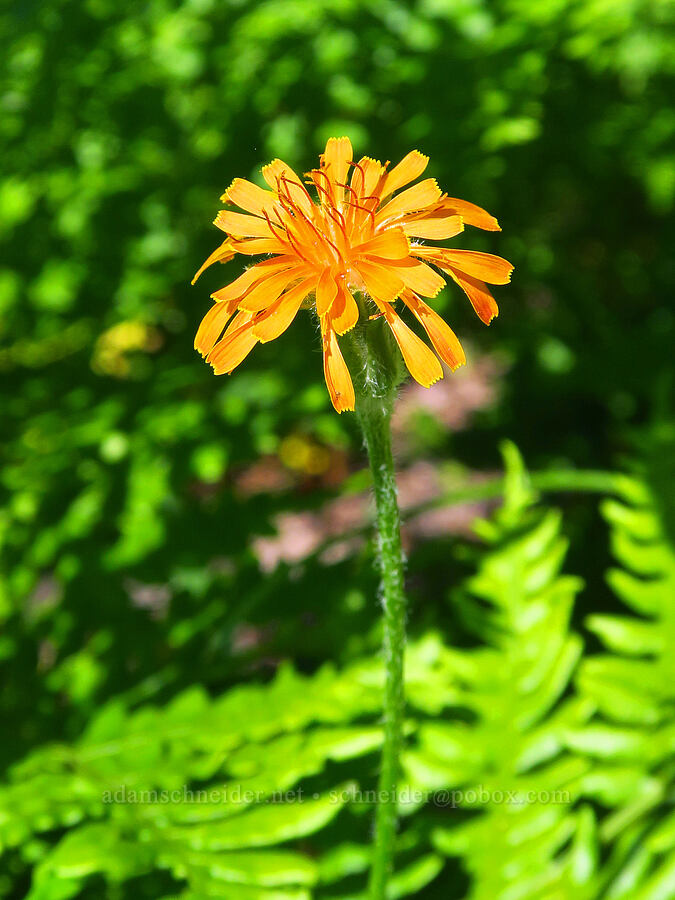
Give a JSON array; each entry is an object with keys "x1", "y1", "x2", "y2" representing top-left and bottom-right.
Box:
[
  {"x1": 331, "y1": 285, "x2": 360, "y2": 335},
  {"x1": 252, "y1": 277, "x2": 316, "y2": 343},
  {"x1": 322, "y1": 136, "x2": 353, "y2": 206},
  {"x1": 228, "y1": 236, "x2": 289, "y2": 256},
  {"x1": 354, "y1": 228, "x2": 409, "y2": 260},
  {"x1": 437, "y1": 250, "x2": 513, "y2": 285},
  {"x1": 351, "y1": 156, "x2": 386, "y2": 200},
  {"x1": 316, "y1": 268, "x2": 339, "y2": 317},
  {"x1": 439, "y1": 197, "x2": 501, "y2": 231},
  {"x1": 382, "y1": 306, "x2": 443, "y2": 388},
  {"x1": 348, "y1": 156, "x2": 365, "y2": 198},
  {"x1": 400, "y1": 214, "x2": 464, "y2": 240},
  {"x1": 192, "y1": 240, "x2": 236, "y2": 285},
  {"x1": 400, "y1": 290, "x2": 465, "y2": 370},
  {"x1": 262, "y1": 158, "x2": 301, "y2": 189},
  {"x1": 346, "y1": 156, "x2": 387, "y2": 237},
  {"x1": 214, "y1": 210, "x2": 275, "y2": 238},
  {"x1": 194, "y1": 300, "x2": 237, "y2": 358},
  {"x1": 262, "y1": 159, "x2": 315, "y2": 216},
  {"x1": 387, "y1": 258, "x2": 446, "y2": 298},
  {"x1": 210, "y1": 257, "x2": 296, "y2": 303},
  {"x1": 321, "y1": 318, "x2": 355, "y2": 413},
  {"x1": 357, "y1": 259, "x2": 405, "y2": 304},
  {"x1": 220, "y1": 308, "x2": 254, "y2": 340},
  {"x1": 376, "y1": 178, "x2": 442, "y2": 225},
  {"x1": 239, "y1": 267, "x2": 311, "y2": 313},
  {"x1": 381, "y1": 150, "x2": 429, "y2": 198},
  {"x1": 447, "y1": 269, "x2": 499, "y2": 324},
  {"x1": 207, "y1": 316, "x2": 258, "y2": 375},
  {"x1": 221, "y1": 178, "x2": 279, "y2": 216}
]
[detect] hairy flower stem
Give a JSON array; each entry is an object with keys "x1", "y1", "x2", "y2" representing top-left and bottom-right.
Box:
[
  {"x1": 342, "y1": 308, "x2": 408, "y2": 899},
  {"x1": 361, "y1": 399, "x2": 406, "y2": 898}
]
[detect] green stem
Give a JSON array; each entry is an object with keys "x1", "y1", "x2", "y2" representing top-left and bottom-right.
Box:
[
  {"x1": 359, "y1": 397, "x2": 406, "y2": 899},
  {"x1": 340, "y1": 305, "x2": 410, "y2": 898}
]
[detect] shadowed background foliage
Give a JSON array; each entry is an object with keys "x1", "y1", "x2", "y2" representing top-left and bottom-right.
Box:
[{"x1": 1, "y1": 0, "x2": 674, "y2": 897}]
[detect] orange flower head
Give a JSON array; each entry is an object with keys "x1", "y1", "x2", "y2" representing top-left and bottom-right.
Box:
[{"x1": 193, "y1": 137, "x2": 513, "y2": 413}]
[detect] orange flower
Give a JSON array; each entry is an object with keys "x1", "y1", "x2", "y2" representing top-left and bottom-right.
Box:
[{"x1": 193, "y1": 137, "x2": 513, "y2": 413}]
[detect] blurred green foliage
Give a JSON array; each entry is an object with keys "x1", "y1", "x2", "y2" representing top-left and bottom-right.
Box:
[{"x1": 1, "y1": 0, "x2": 674, "y2": 896}]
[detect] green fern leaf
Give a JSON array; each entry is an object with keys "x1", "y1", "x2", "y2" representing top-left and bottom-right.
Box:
[
  {"x1": 420, "y1": 443, "x2": 596, "y2": 899},
  {"x1": 573, "y1": 481, "x2": 675, "y2": 899}
]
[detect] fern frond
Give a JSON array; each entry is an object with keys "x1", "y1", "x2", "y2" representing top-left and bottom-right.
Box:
[
  {"x1": 411, "y1": 443, "x2": 596, "y2": 898},
  {"x1": 0, "y1": 642, "x2": 455, "y2": 899},
  {"x1": 571, "y1": 479, "x2": 675, "y2": 899}
]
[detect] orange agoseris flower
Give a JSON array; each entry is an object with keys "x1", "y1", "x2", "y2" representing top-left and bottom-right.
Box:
[{"x1": 193, "y1": 137, "x2": 513, "y2": 413}]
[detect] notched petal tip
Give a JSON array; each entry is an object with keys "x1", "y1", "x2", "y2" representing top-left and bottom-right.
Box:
[
  {"x1": 219, "y1": 179, "x2": 236, "y2": 203},
  {"x1": 261, "y1": 158, "x2": 281, "y2": 174},
  {"x1": 218, "y1": 177, "x2": 252, "y2": 204},
  {"x1": 333, "y1": 319, "x2": 357, "y2": 337},
  {"x1": 418, "y1": 368, "x2": 444, "y2": 389}
]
